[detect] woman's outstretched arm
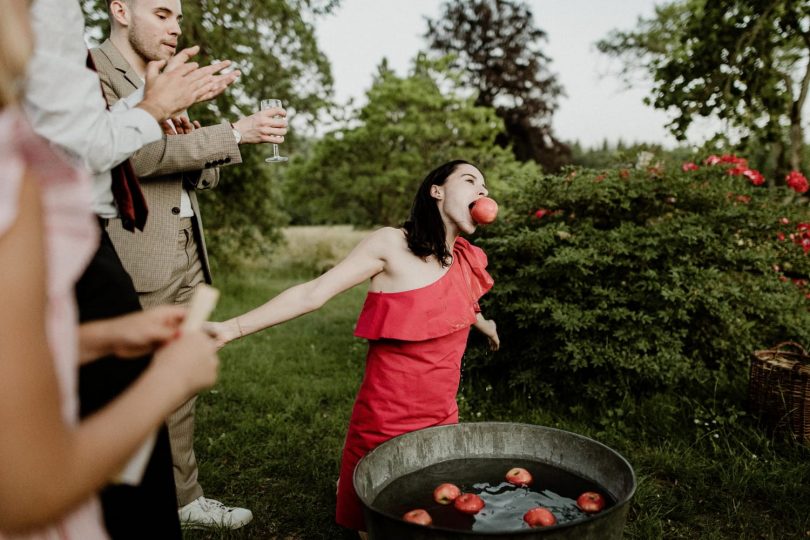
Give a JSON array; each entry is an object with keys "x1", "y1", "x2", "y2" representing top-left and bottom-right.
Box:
[{"x1": 213, "y1": 227, "x2": 396, "y2": 346}]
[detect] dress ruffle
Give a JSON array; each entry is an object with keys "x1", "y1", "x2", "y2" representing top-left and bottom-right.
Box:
[{"x1": 354, "y1": 237, "x2": 493, "y2": 341}]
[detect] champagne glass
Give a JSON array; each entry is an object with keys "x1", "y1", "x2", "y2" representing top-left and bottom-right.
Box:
[{"x1": 260, "y1": 98, "x2": 288, "y2": 163}]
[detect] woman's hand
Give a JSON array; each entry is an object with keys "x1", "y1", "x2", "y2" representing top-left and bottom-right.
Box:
[
  {"x1": 151, "y1": 330, "x2": 220, "y2": 399},
  {"x1": 203, "y1": 319, "x2": 240, "y2": 350},
  {"x1": 474, "y1": 316, "x2": 500, "y2": 351}
]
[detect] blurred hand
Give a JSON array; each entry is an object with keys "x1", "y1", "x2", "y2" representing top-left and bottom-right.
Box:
[
  {"x1": 106, "y1": 305, "x2": 187, "y2": 358},
  {"x1": 153, "y1": 330, "x2": 219, "y2": 398},
  {"x1": 232, "y1": 107, "x2": 287, "y2": 145}
]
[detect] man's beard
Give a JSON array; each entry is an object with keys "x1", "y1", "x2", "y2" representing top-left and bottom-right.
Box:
[{"x1": 128, "y1": 18, "x2": 169, "y2": 63}]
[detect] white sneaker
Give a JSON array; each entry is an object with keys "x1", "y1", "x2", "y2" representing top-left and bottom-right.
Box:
[{"x1": 178, "y1": 496, "x2": 253, "y2": 529}]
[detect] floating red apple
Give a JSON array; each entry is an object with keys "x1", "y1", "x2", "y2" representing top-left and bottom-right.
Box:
[
  {"x1": 470, "y1": 197, "x2": 498, "y2": 225},
  {"x1": 433, "y1": 483, "x2": 462, "y2": 505},
  {"x1": 576, "y1": 491, "x2": 605, "y2": 513},
  {"x1": 505, "y1": 467, "x2": 533, "y2": 487},
  {"x1": 453, "y1": 493, "x2": 485, "y2": 514},
  {"x1": 402, "y1": 508, "x2": 432, "y2": 526},
  {"x1": 523, "y1": 507, "x2": 557, "y2": 528}
]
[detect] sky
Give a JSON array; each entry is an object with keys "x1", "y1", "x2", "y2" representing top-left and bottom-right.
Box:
[{"x1": 314, "y1": 0, "x2": 714, "y2": 149}]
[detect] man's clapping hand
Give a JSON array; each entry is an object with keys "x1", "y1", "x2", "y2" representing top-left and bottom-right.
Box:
[
  {"x1": 161, "y1": 115, "x2": 201, "y2": 136},
  {"x1": 138, "y1": 45, "x2": 241, "y2": 122}
]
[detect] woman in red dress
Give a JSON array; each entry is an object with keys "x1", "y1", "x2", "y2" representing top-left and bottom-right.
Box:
[{"x1": 211, "y1": 160, "x2": 500, "y2": 536}]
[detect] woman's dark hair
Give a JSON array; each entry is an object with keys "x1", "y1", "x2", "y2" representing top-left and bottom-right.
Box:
[{"x1": 402, "y1": 160, "x2": 475, "y2": 267}]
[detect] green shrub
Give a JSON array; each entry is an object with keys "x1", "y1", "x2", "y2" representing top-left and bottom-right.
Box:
[{"x1": 470, "y1": 160, "x2": 810, "y2": 408}]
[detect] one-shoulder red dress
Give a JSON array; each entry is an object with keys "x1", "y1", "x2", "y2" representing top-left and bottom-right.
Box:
[{"x1": 335, "y1": 237, "x2": 494, "y2": 530}]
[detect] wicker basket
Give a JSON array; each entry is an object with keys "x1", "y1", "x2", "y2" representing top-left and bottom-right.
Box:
[{"x1": 749, "y1": 342, "x2": 810, "y2": 444}]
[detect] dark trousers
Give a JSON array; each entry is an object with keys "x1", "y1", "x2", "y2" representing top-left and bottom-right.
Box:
[{"x1": 75, "y1": 225, "x2": 181, "y2": 539}]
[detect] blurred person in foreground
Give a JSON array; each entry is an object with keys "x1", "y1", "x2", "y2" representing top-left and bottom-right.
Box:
[
  {"x1": 19, "y1": 0, "x2": 238, "y2": 536},
  {"x1": 0, "y1": 1, "x2": 220, "y2": 538}
]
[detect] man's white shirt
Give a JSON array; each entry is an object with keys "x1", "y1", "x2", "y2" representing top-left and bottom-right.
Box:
[{"x1": 24, "y1": 0, "x2": 163, "y2": 218}]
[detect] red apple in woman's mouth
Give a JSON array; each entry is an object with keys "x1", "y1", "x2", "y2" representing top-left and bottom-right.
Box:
[{"x1": 470, "y1": 197, "x2": 498, "y2": 224}]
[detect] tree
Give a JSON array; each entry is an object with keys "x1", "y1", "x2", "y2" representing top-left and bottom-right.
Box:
[
  {"x1": 598, "y1": 0, "x2": 810, "y2": 177},
  {"x1": 283, "y1": 56, "x2": 539, "y2": 227},
  {"x1": 81, "y1": 0, "x2": 341, "y2": 259},
  {"x1": 425, "y1": 0, "x2": 570, "y2": 171}
]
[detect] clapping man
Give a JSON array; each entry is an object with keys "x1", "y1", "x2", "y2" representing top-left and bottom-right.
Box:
[{"x1": 90, "y1": 0, "x2": 288, "y2": 530}]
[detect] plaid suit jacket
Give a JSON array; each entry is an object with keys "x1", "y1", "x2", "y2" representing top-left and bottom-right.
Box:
[{"x1": 90, "y1": 39, "x2": 242, "y2": 291}]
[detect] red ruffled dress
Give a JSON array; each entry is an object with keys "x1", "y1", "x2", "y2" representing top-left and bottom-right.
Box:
[{"x1": 335, "y1": 237, "x2": 494, "y2": 530}]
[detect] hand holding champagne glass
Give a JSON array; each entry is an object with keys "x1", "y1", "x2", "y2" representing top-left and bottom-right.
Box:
[{"x1": 260, "y1": 99, "x2": 288, "y2": 163}]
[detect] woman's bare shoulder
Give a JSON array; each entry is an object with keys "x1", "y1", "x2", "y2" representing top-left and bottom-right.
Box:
[
  {"x1": 364, "y1": 227, "x2": 406, "y2": 245},
  {"x1": 358, "y1": 227, "x2": 408, "y2": 257}
]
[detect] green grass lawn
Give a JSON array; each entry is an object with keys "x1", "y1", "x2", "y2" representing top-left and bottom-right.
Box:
[{"x1": 186, "y1": 233, "x2": 810, "y2": 539}]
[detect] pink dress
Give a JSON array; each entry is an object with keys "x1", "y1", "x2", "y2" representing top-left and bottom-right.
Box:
[
  {"x1": 0, "y1": 108, "x2": 106, "y2": 539},
  {"x1": 335, "y1": 237, "x2": 494, "y2": 530}
]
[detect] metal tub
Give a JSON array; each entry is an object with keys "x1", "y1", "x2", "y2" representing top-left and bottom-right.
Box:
[{"x1": 354, "y1": 422, "x2": 636, "y2": 539}]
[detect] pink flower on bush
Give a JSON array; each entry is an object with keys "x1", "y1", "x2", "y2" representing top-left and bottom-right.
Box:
[
  {"x1": 727, "y1": 165, "x2": 746, "y2": 176},
  {"x1": 704, "y1": 155, "x2": 721, "y2": 166},
  {"x1": 720, "y1": 154, "x2": 747, "y2": 166},
  {"x1": 789, "y1": 223, "x2": 810, "y2": 254},
  {"x1": 706, "y1": 154, "x2": 748, "y2": 167},
  {"x1": 535, "y1": 209, "x2": 549, "y2": 219},
  {"x1": 742, "y1": 169, "x2": 765, "y2": 186},
  {"x1": 725, "y1": 165, "x2": 765, "y2": 185},
  {"x1": 682, "y1": 162, "x2": 699, "y2": 172},
  {"x1": 776, "y1": 232, "x2": 786, "y2": 241},
  {"x1": 786, "y1": 170, "x2": 809, "y2": 194},
  {"x1": 780, "y1": 217, "x2": 790, "y2": 225},
  {"x1": 703, "y1": 153, "x2": 766, "y2": 186}
]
